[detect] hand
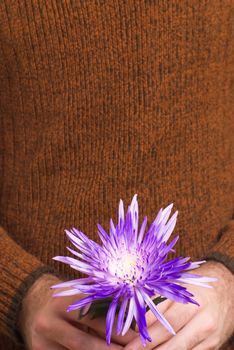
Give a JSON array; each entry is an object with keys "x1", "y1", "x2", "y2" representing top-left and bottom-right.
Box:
[
  {"x1": 18, "y1": 273, "x2": 125, "y2": 350},
  {"x1": 123, "y1": 261, "x2": 234, "y2": 350}
]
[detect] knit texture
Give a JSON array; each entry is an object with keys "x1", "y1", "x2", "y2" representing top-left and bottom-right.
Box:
[{"x1": 0, "y1": 1, "x2": 233, "y2": 349}]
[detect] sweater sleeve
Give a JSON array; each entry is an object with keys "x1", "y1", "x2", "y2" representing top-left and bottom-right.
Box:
[
  {"x1": 0, "y1": 226, "x2": 60, "y2": 344},
  {"x1": 202, "y1": 219, "x2": 234, "y2": 274}
]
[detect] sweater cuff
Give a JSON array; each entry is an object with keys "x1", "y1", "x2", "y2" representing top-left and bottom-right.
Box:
[
  {"x1": 8, "y1": 266, "x2": 62, "y2": 346},
  {"x1": 0, "y1": 227, "x2": 62, "y2": 345},
  {"x1": 202, "y1": 219, "x2": 234, "y2": 274}
]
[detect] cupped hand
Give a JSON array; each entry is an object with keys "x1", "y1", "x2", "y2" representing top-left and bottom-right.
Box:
[
  {"x1": 123, "y1": 261, "x2": 234, "y2": 350},
  {"x1": 18, "y1": 273, "x2": 135, "y2": 350}
]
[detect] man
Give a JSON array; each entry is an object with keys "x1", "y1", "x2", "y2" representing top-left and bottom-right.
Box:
[{"x1": 0, "y1": 1, "x2": 233, "y2": 349}]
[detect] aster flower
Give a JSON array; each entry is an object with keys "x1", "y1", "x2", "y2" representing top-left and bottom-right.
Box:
[{"x1": 52, "y1": 195, "x2": 216, "y2": 346}]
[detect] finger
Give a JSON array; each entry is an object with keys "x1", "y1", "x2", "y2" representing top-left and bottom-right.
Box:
[
  {"x1": 124, "y1": 301, "x2": 199, "y2": 350},
  {"x1": 191, "y1": 335, "x2": 220, "y2": 350},
  {"x1": 47, "y1": 319, "x2": 122, "y2": 350},
  {"x1": 79, "y1": 314, "x2": 137, "y2": 345},
  {"x1": 44, "y1": 342, "x2": 68, "y2": 350},
  {"x1": 145, "y1": 298, "x2": 173, "y2": 328},
  {"x1": 192, "y1": 339, "x2": 220, "y2": 350},
  {"x1": 58, "y1": 295, "x2": 136, "y2": 344},
  {"x1": 154, "y1": 310, "x2": 213, "y2": 350},
  {"x1": 32, "y1": 337, "x2": 68, "y2": 350}
]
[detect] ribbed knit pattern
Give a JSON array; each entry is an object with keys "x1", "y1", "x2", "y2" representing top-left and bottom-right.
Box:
[{"x1": 0, "y1": 1, "x2": 233, "y2": 349}]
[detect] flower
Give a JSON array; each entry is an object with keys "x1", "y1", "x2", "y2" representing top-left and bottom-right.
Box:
[{"x1": 52, "y1": 195, "x2": 216, "y2": 346}]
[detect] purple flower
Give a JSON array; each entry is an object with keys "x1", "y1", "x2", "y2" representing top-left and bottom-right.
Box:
[{"x1": 52, "y1": 195, "x2": 216, "y2": 346}]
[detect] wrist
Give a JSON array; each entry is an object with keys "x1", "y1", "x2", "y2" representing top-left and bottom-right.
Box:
[
  {"x1": 201, "y1": 260, "x2": 234, "y2": 298},
  {"x1": 204, "y1": 260, "x2": 233, "y2": 277},
  {"x1": 18, "y1": 273, "x2": 61, "y2": 341}
]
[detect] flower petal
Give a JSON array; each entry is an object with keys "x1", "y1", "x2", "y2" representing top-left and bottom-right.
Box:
[
  {"x1": 162, "y1": 211, "x2": 178, "y2": 242},
  {"x1": 122, "y1": 297, "x2": 135, "y2": 336},
  {"x1": 67, "y1": 295, "x2": 101, "y2": 312},
  {"x1": 142, "y1": 291, "x2": 175, "y2": 335},
  {"x1": 116, "y1": 295, "x2": 129, "y2": 335},
  {"x1": 50, "y1": 277, "x2": 93, "y2": 289},
  {"x1": 118, "y1": 199, "x2": 125, "y2": 230},
  {"x1": 134, "y1": 289, "x2": 152, "y2": 343},
  {"x1": 106, "y1": 291, "x2": 121, "y2": 344},
  {"x1": 53, "y1": 289, "x2": 81, "y2": 297},
  {"x1": 137, "y1": 216, "x2": 147, "y2": 244}
]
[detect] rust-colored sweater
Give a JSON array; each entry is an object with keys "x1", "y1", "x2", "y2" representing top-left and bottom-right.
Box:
[{"x1": 0, "y1": 1, "x2": 233, "y2": 349}]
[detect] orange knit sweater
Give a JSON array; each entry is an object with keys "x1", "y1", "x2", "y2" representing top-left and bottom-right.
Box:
[{"x1": 0, "y1": 1, "x2": 233, "y2": 349}]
